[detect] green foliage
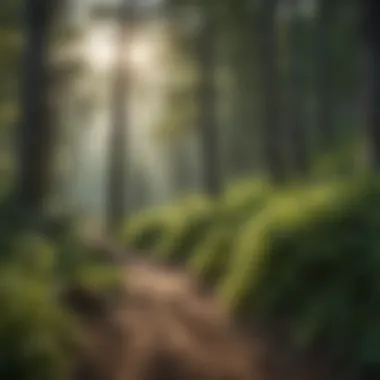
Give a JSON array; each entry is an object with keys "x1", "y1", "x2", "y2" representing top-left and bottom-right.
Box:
[
  {"x1": 220, "y1": 178, "x2": 273, "y2": 221},
  {"x1": 0, "y1": 30, "x2": 23, "y2": 74},
  {"x1": 153, "y1": 195, "x2": 216, "y2": 263},
  {"x1": 0, "y1": 215, "x2": 123, "y2": 380},
  {"x1": 188, "y1": 179, "x2": 273, "y2": 284},
  {"x1": 0, "y1": 0, "x2": 21, "y2": 28},
  {"x1": 312, "y1": 136, "x2": 367, "y2": 179},
  {"x1": 122, "y1": 195, "x2": 217, "y2": 263},
  {"x1": 188, "y1": 225, "x2": 233, "y2": 286},
  {"x1": 220, "y1": 180, "x2": 353, "y2": 309},
  {"x1": 124, "y1": 177, "x2": 380, "y2": 376},
  {"x1": 124, "y1": 179, "x2": 273, "y2": 272},
  {"x1": 121, "y1": 205, "x2": 180, "y2": 251},
  {"x1": 219, "y1": 179, "x2": 380, "y2": 375},
  {"x1": 41, "y1": 219, "x2": 123, "y2": 293},
  {"x1": 0, "y1": 274, "x2": 73, "y2": 380},
  {"x1": 11, "y1": 233, "x2": 56, "y2": 278},
  {"x1": 0, "y1": 238, "x2": 75, "y2": 380},
  {"x1": 5, "y1": 175, "x2": 380, "y2": 379}
]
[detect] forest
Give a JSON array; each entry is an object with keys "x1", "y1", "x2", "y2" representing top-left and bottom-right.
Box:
[{"x1": 1, "y1": 0, "x2": 380, "y2": 379}]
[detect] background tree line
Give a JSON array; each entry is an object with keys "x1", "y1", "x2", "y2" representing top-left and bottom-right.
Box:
[{"x1": 1, "y1": 0, "x2": 378, "y2": 228}]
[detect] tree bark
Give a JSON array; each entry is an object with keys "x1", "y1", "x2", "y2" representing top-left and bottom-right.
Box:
[
  {"x1": 16, "y1": 0, "x2": 56, "y2": 215},
  {"x1": 258, "y1": 0, "x2": 286, "y2": 183},
  {"x1": 197, "y1": 7, "x2": 223, "y2": 196},
  {"x1": 288, "y1": 0, "x2": 309, "y2": 176},
  {"x1": 315, "y1": 0, "x2": 335, "y2": 154},
  {"x1": 106, "y1": 1, "x2": 133, "y2": 233},
  {"x1": 363, "y1": 0, "x2": 380, "y2": 171}
]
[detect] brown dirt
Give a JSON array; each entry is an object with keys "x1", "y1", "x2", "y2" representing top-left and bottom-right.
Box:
[{"x1": 63, "y1": 244, "x2": 330, "y2": 380}]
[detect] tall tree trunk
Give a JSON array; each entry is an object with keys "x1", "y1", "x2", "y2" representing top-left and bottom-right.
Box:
[
  {"x1": 258, "y1": 0, "x2": 286, "y2": 183},
  {"x1": 229, "y1": 20, "x2": 261, "y2": 178},
  {"x1": 16, "y1": 0, "x2": 56, "y2": 215},
  {"x1": 363, "y1": 0, "x2": 380, "y2": 171},
  {"x1": 106, "y1": 1, "x2": 132, "y2": 233},
  {"x1": 315, "y1": 0, "x2": 335, "y2": 153},
  {"x1": 288, "y1": 0, "x2": 309, "y2": 176},
  {"x1": 197, "y1": 7, "x2": 222, "y2": 196}
]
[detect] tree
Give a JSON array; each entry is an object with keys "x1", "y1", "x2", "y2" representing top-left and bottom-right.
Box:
[
  {"x1": 258, "y1": 0, "x2": 286, "y2": 182},
  {"x1": 106, "y1": 0, "x2": 133, "y2": 232},
  {"x1": 197, "y1": 4, "x2": 223, "y2": 196},
  {"x1": 16, "y1": 0, "x2": 58, "y2": 216},
  {"x1": 363, "y1": 0, "x2": 380, "y2": 170},
  {"x1": 315, "y1": 0, "x2": 337, "y2": 152},
  {"x1": 287, "y1": 0, "x2": 310, "y2": 176},
  {"x1": 225, "y1": 7, "x2": 262, "y2": 179},
  {"x1": 0, "y1": 0, "x2": 22, "y2": 188}
]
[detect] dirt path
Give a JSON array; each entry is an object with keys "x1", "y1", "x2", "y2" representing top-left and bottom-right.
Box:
[{"x1": 65, "y1": 242, "x2": 330, "y2": 380}]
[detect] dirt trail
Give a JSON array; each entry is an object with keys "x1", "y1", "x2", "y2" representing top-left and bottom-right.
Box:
[{"x1": 65, "y1": 240, "x2": 330, "y2": 380}]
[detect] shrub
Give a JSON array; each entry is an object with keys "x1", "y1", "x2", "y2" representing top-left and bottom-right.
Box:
[
  {"x1": 122, "y1": 177, "x2": 380, "y2": 376},
  {"x1": 153, "y1": 195, "x2": 217, "y2": 263},
  {"x1": 188, "y1": 225, "x2": 234, "y2": 287},
  {"x1": 121, "y1": 204, "x2": 182, "y2": 252},
  {"x1": 122, "y1": 180, "x2": 273, "y2": 267},
  {"x1": 0, "y1": 236, "x2": 75, "y2": 380},
  {"x1": 0, "y1": 226, "x2": 123, "y2": 380},
  {"x1": 220, "y1": 178, "x2": 272, "y2": 218},
  {"x1": 220, "y1": 179, "x2": 380, "y2": 377},
  {"x1": 188, "y1": 179, "x2": 273, "y2": 285}
]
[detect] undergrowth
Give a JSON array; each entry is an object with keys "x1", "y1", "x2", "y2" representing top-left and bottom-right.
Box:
[
  {"x1": 124, "y1": 177, "x2": 380, "y2": 378},
  {"x1": 0, "y1": 216, "x2": 121, "y2": 380},
  {"x1": 3, "y1": 176, "x2": 380, "y2": 379}
]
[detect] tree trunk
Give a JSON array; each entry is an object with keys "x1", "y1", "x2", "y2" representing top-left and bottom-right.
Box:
[
  {"x1": 288, "y1": 0, "x2": 309, "y2": 176},
  {"x1": 315, "y1": 0, "x2": 335, "y2": 154},
  {"x1": 363, "y1": 0, "x2": 380, "y2": 171},
  {"x1": 362, "y1": 0, "x2": 380, "y2": 171},
  {"x1": 16, "y1": 0, "x2": 56, "y2": 215},
  {"x1": 197, "y1": 7, "x2": 222, "y2": 196},
  {"x1": 229, "y1": 22, "x2": 261, "y2": 178},
  {"x1": 258, "y1": 0, "x2": 286, "y2": 183},
  {"x1": 106, "y1": 1, "x2": 132, "y2": 233}
]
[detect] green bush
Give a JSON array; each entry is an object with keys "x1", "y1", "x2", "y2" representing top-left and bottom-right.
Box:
[
  {"x1": 220, "y1": 179, "x2": 380, "y2": 377},
  {"x1": 122, "y1": 179, "x2": 273, "y2": 267},
  {"x1": 0, "y1": 236, "x2": 75, "y2": 380},
  {"x1": 153, "y1": 195, "x2": 217, "y2": 263},
  {"x1": 188, "y1": 179, "x2": 273, "y2": 285},
  {"x1": 121, "y1": 204, "x2": 182, "y2": 251},
  {"x1": 220, "y1": 180, "x2": 352, "y2": 309},
  {"x1": 220, "y1": 178, "x2": 272, "y2": 219},
  {"x1": 121, "y1": 195, "x2": 218, "y2": 263},
  {"x1": 4, "y1": 176, "x2": 380, "y2": 379},
  {"x1": 311, "y1": 136, "x2": 368, "y2": 179},
  {"x1": 121, "y1": 177, "x2": 380, "y2": 376},
  {"x1": 188, "y1": 225, "x2": 234, "y2": 287},
  {"x1": 0, "y1": 225, "x2": 123, "y2": 380}
]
